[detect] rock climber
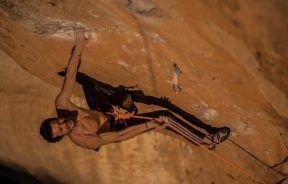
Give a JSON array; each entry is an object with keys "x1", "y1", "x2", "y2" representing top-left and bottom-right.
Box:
[{"x1": 40, "y1": 29, "x2": 230, "y2": 151}]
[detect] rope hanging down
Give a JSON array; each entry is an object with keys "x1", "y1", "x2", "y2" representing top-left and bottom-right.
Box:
[
  {"x1": 229, "y1": 139, "x2": 287, "y2": 177},
  {"x1": 109, "y1": 112, "x2": 267, "y2": 184}
]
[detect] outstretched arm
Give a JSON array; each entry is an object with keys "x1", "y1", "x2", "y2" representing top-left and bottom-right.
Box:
[
  {"x1": 56, "y1": 29, "x2": 91, "y2": 109},
  {"x1": 72, "y1": 121, "x2": 160, "y2": 149}
]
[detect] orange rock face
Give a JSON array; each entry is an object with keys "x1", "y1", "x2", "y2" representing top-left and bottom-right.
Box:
[{"x1": 0, "y1": 0, "x2": 287, "y2": 183}]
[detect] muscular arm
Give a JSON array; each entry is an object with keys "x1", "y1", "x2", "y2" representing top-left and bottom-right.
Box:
[
  {"x1": 72, "y1": 121, "x2": 159, "y2": 149},
  {"x1": 56, "y1": 30, "x2": 91, "y2": 109},
  {"x1": 116, "y1": 120, "x2": 158, "y2": 141}
]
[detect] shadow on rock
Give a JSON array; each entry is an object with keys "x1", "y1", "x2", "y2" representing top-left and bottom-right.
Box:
[{"x1": 0, "y1": 161, "x2": 60, "y2": 184}]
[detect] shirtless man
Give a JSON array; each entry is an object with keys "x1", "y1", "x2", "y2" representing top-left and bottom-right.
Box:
[
  {"x1": 40, "y1": 29, "x2": 229, "y2": 150},
  {"x1": 39, "y1": 29, "x2": 164, "y2": 149}
]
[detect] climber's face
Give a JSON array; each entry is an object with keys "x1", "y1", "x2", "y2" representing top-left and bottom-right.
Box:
[{"x1": 50, "y1": 118, "x2": 75, "y2": 137}]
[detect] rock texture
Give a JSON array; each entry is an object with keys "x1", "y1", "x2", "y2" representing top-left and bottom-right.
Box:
[{"x1": 0, "y1": 0, "x2": 287, "y2": 183}]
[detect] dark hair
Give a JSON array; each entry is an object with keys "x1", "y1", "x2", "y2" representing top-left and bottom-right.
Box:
[{"x1": 40, "y1": 117, "x2": 63, "y2": 143}]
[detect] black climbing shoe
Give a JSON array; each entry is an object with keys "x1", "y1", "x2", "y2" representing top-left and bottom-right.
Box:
[{"x1": 211, "y1": 127, "x2": 230, "y2": 144}]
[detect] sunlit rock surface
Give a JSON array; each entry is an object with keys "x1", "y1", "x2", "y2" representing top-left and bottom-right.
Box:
[{"x1": 0, "y1": 0, "x2": 287, "y2": 183}]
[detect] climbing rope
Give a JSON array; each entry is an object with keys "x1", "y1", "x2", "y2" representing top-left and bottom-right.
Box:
[
  {"x1": 108, "y1": 112, "x2": 267, "y2": 184},
  {"x1": 229, "y1": 139, "x2": 287, "y2": 177}
]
